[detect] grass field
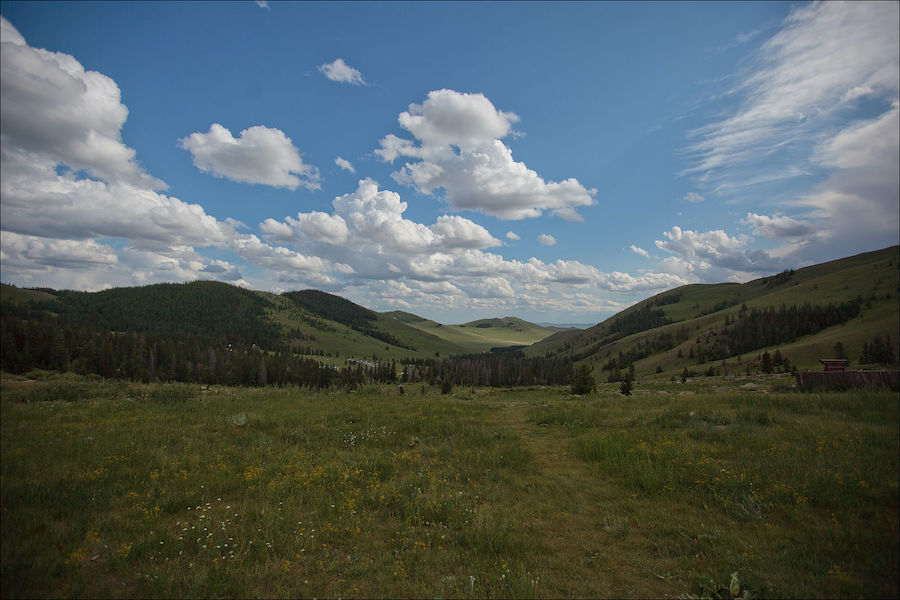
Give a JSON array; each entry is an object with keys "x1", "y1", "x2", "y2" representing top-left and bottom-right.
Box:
[{"x1": 2, "y1": 373, "x2": 897, "y2": 598}]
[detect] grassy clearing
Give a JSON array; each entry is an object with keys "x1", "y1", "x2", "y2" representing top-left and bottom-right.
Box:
[{"x1": 2, "y1": 375, "x2": 897, "y2": 598}]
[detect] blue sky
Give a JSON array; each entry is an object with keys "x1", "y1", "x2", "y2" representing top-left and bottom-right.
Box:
[{"x1": 1, "y1": 1, "x2": 897, "y2": 323}]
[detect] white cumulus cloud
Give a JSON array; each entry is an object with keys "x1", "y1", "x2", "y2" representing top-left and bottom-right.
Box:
[
  {"x1": 0, "y1": 15, "x2": 706, "y2": 318},
  {"x1": 630, "y1": 245, "x2": 650, "y2": 257},
  {"x1": 318, "y1": 58, "x2": 365, "y2": 85},
  {"x1": 655, "y1": 225, "x2": 784, "y2": 281},
  {"x1": 598, "y1": 271, "x2": 688, "y2": 293},
  {"x1": 741, "y1": 212, "x2": 819, "y2": 240},
  {"x1": 260, "y1": 178, "x2": 503, "y2": 280},
  {"x1": 0, "y1": 17, "x2": 341, "y2": 291},
  {"x1": 259, "y1": 177, "x2": 685, "y2": 310},
  {"x1": 1, "y1": 231, "x2": 118, "y2": 271},
  {"x1": 179, "y1": 123, "x2": 320, "y2": 190},
  {"x1": 376, "y1": 89, "x2": 596, "y2": 220},
  {"x1": 463, "y1": 276, "x2": 516, "y2": 299},
  {"x1": 0, "y1": 16, "x2": 164, "y2": 190},
  {"x1": 538, "y1": 234, "x2": 557, "y2": 246}
]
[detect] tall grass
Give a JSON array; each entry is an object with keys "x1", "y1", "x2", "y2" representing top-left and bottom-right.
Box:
[
  {"x1": 1, "y1": 378, "x2": 537, "y2": 598},
  {"x1": 2, "y1": 375, "x2": 898, "y2": 598},
  {"x1": 529, "y1": 388, "x2": 899, "y2": 596}
]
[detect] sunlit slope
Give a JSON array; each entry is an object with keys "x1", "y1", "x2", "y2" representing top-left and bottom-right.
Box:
[
  {"x1": 265, "y1": 291, "x2": 467, "y2": 360},
  {"x1": 0, "y1": 284, "x2": 59, "y2": 305},
  {"x1": 385, "y1": 313, "x2": 556, "y2": 353},
  {"x1": 526, "y1": 246, "x2": 899, "y2": 374}
]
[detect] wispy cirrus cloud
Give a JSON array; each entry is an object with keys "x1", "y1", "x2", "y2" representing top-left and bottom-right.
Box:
[
  {"x1": 684, "y1": 2, "x2": 898, "y2": 185},
  {"x1": 683, "y1": 192, "x2": 704, "y2": 203},
  {"x1": 334, "y1": 156, "x2": 355, "y2": 173},
  {"x1": 678, "y1": 1, "x2": 899, "y2": 273},
  {"x1": 709, "y1": 27, "x2": 763, "y2": 55}
]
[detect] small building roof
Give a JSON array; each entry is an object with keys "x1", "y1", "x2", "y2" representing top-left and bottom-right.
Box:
[{"x1": 819, "y1": 358, "x2": 848, "y2": 372}]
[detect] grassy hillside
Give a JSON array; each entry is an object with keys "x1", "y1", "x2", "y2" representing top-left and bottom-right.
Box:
[
  {"x1": 527, "y1": 246, "x2": 899, "y2": 377},
  {"x1": 393, "y1": 315, "x2": 555, "y2": 353},
  {"x1": 273, "y1": 290, "x2": 467, "y2": 360},
  {"x1": 0, "y1": 284, "x2": 59, "y2": 305}
]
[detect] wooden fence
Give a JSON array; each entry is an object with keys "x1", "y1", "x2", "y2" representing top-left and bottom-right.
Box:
[{"x1": 795, "y1": 370, "x2": 900, "y2": 392}]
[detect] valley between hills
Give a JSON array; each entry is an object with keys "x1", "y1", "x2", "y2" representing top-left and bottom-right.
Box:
[
  {"x1": 2, "y1": 246, "x2": 898, "y2": 599},
  {"x1": 2, "y1": 245, "x2": 897, "y2": 386}
]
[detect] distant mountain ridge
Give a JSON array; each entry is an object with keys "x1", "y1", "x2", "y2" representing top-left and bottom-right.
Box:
[
  {"x1": 538, "y1": 323, "x2": 593, "y2": 331},
  {"x1": 380, "y1": 313, "x2": 556, "y2": 353}
]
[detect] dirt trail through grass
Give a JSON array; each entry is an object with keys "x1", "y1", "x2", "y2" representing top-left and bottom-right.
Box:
[{"x1": 488, "y1": 398, "x2": 668, "y2": 598}]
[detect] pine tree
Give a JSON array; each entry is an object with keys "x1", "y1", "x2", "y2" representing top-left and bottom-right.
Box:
[
  {"x1": 571, "y1": 364, "x2": 596, "y2": 395},
  {"x1": 619, "y1": 366, "x2": 634, "y2": 396}
]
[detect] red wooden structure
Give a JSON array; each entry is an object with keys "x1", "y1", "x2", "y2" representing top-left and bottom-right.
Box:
[{"x1": 819, "y1": 359, "x2": 848, "y2": 372}]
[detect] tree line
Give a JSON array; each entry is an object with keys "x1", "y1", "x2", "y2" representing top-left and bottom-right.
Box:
[
  {"x1": 688, "y1": 300, "x2": 862, "y2": 365},
  {"x1": 1, "y1": 293, "x2": 576, "y2": 388},
  {"x1": 408, "y1": 352, "x2": 573, "y2": 388}
]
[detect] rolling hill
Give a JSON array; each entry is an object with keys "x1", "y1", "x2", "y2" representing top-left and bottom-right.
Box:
[
  {"x1": 526, "y1": 245, "x2": 899, "y2": 378},
  {"x1": 0, "y1": 282, "x2": 474, "y2": 365},
  {"x1": 2, "y1": 245, "x2": 897, "y2": 385},
  {"x1": 381, "y1": 313, "x2": 556, "y2": 353}
]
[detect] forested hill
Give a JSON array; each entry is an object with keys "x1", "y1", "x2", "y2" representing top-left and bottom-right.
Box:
[
  {"x1": 0, "y1": 280, "x2": 565, "y2": 387},
  {"x1": 58, "y1": 281, "x2": 281, "y2": 348},
  {"x1": 526, "y1": 245, "x2": 899, "y2": 378},
  {"x1": 283, "y1": 289, "x2": 377, "y2": 329},
  {"x1": 0, "y1": 280, "x2": 470, "y2": 367}
]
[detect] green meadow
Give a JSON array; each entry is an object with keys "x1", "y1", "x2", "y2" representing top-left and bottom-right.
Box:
[{"x1": 2, "y1": 374, "x2": 897, "y2": 598}]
